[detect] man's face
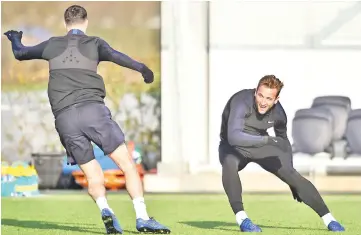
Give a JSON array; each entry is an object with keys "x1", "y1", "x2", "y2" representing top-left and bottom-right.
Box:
[{"x1": 254, "y1": 85, "x2": 279, "y2": 114}]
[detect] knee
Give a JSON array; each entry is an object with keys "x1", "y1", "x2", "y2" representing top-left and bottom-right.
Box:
[
  {"x1": 108, "y1": 143, "x2": 136, "y2": 171},
  {"x1": 120, "y1": 160, "x2": 136, "y2": 173},
  {"x1": 222, "y1": 156, "x2": 239, "y2": 172},
  {"x1": 281, "y1": 168, "x2": 309, "y2": 187},
  {"x1": 279, "y1": 167, "x2": 298, "y2": 181},
  {"x1": 87, "y1": 173, "x2": 104, "y2": 188},
  {"x1": 87, "y1": 175, "x2": 105, "y2": 196}
]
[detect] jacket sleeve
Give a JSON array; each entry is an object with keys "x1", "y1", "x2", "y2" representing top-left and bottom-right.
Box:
[
  {"x1": 10, "y1": 38, "x2": 49, "y2": 61},
  {"x1": 274, "y1": 105, "x2": 291, "y2": 145},
  {"x1": 227, "y1": 95, "x2": 268, "y2": 147},
  {"x1": 98, "y1": 38, "x2": 145, "y2": 73}
]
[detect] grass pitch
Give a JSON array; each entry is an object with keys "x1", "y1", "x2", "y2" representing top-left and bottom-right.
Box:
[{"x1": 1, "y1": 193, "x2": 360, "y2": 235}]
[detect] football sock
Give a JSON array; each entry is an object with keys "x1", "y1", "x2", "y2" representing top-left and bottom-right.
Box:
[
  {"x1": 96, "y1": 196, "x2": 114, "y2": 214},
  {"x1": 133, "y1": 197, "x2": 150, "y2": 220},
  {"x1": 236, "y1": 211, "x2": 248, "y2": 226},
  {"x1": 322, "y1": 213, "x2": 336, "y2": 227}
]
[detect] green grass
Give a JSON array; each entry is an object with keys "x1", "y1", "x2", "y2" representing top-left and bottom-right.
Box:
[{"x1": 1, "y1": 193, "x2": 360, "y2": 235}]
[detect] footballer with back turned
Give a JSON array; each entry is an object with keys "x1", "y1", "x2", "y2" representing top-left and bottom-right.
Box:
[
  {"x1": 219, "y1": 75, "x2": 345, "y2": 232},
  {"x1": 4, "y1": 5, "x2": 170, "y2": 234}
]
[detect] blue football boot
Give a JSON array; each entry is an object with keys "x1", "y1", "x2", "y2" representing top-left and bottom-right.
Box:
[
  {"x1": 240, "y1": 218, "x2": 262, "y2": 232},
  {"x1": 101, "y1": 208, "x2": 123, "y2": 234},
  {"x1": 136, "y1": 217, "x2": 170, "y2": 234},
  {"x1": 328, "y1": 221, "x2": 345, "y2": 232}
]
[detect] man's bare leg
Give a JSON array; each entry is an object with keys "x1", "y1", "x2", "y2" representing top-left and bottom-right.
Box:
[
  {"x1": 79, "y1": 159, "x2": 123, "y2": 234},
  {"x1": 108, "y1": 143, "x2": 148, "y2": 220},
  {"x1": 78, "y1": 159, "x2": 113, "y2": 212},
  {"x1": 108, "y1": 143, "x2": 170, "y2": 233}
]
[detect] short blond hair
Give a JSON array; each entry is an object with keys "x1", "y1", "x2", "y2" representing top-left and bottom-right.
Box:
[{"x1": 257, "y1": 75, "x2": 284, "y2": 95}]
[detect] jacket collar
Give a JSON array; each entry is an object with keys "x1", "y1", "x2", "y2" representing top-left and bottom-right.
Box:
[{"x1": 67, "y1": 29, "x2": 85, "y2": 35}]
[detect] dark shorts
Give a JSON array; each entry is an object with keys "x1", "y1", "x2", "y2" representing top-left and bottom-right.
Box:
[
  {"x1": 219, "y1": 142, "x2": 293, "y2": 174},
  {"x1": 55, "y1": 102, "x2": 125, "y2": 165}
]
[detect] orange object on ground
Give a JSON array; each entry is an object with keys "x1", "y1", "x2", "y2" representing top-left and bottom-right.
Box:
[{"x1": 72, "y1": 164, "x2": 145, "y2": 190}]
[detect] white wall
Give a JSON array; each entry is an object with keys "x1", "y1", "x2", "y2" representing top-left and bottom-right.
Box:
[
  {"x1": 208, "y1": 50, "x2": 361, "y2": 166},
  {"x1": 208, "y1": 2, "x2": 361, "y2": 167},
  {"x1": 209, "y1": 1, "x2": 361, "y2": 46},
  {"x1": 160, "y1": 1, "x2": 209, "y2": 171},
  {"x1": 160, "y1": 1, "x2": 361, "y2": 172}
]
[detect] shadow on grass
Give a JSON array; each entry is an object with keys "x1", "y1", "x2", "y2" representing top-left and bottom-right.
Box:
[
  {"x1": 180, "y1": 221, "x2": 325, "y2": 231},
  {"x1": 179, "y1": 221, "x2": 237, "y2": 232},
  {"x1": 257, "y1": 224, "x2": 325, "y2": 231},
  {"x1": 2, "y1": 218, "x2": 104, "y2": 234},
  {"x1": 2, "y1": 218, "x2": 141, "y2": 234}
]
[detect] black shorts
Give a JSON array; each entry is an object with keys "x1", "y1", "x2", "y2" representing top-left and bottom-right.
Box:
[
  {"x1": 219, "y1": 141, "x2": 293, "y2": 174},
  {"x1": 55, "y1": 102, "x2": 125, "y2": 165}
]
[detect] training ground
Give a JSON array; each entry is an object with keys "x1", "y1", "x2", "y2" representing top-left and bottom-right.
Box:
[{"x1": 1, "y1": 192, "x2": 360, "y2": 235}]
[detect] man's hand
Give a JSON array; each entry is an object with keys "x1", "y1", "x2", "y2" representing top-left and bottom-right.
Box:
[
  {"x1": 267, "y1": 136, "x2": 301, "y2": 203},
  {"x1": 3, "y1": 30, "x2": 23, "y2": 41},
  {"x1": 290, "y1": 186, "x2": 302, "y2": 203},
  {"x1": 141, "y1": 65, "x2": 154, "y2": 84},
  {"x1": 266, "y1": 136, "x2": 290, "y2": 152}
]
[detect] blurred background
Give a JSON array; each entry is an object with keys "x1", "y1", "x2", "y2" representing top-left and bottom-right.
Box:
[
  {"x1": 1, "y1": 1, "x2": 162, "y2": 193},
  {"x1": 1, "y1": 1, "x2": 361, "y2": 196}
]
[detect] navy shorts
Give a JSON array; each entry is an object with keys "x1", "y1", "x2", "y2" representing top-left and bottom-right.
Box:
[{"x1": 55, "y1": 102, "x2": 125, "y2": 165}]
